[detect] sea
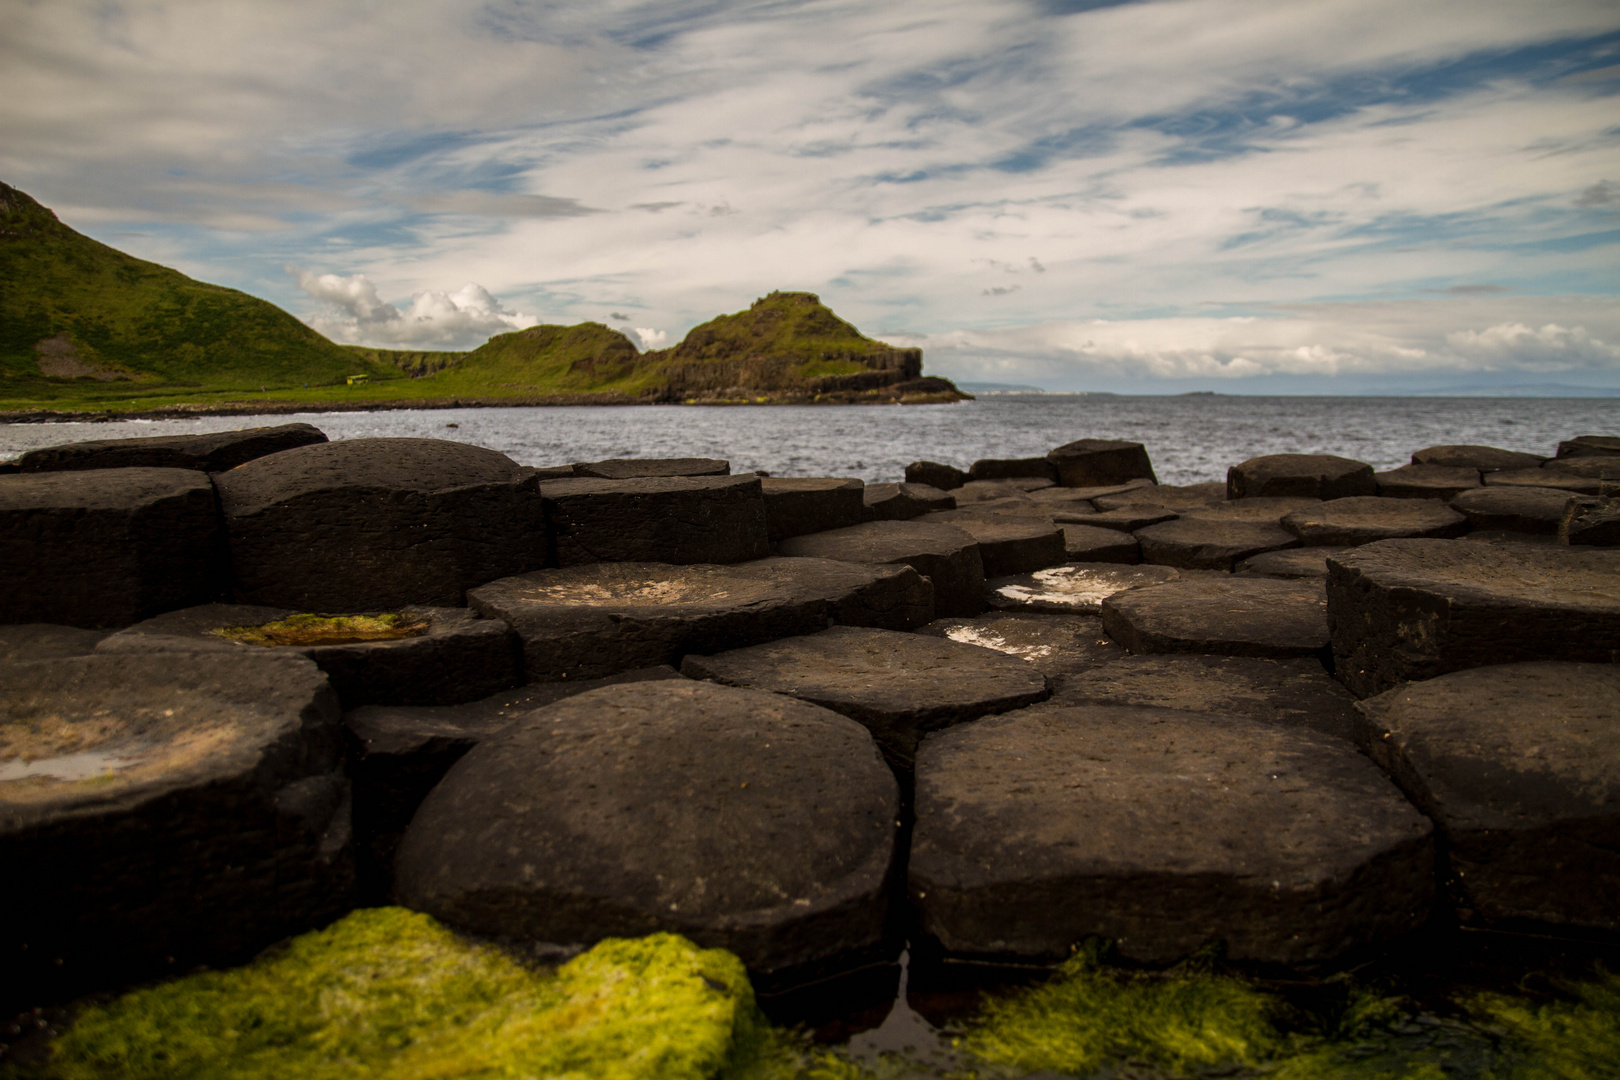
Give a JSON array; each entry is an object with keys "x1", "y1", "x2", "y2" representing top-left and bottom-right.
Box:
[{"x1": 2, "y1": 394, "x2": 1615, "y2": 480}]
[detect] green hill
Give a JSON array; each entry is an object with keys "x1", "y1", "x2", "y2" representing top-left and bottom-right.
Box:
[{"x1": 0, "y1": 182, "x2": 390, "y2": 409}]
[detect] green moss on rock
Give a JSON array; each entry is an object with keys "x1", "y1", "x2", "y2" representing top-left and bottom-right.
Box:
[{"x1": 212, "y1": 613, "x2": 430, "y2": 648}]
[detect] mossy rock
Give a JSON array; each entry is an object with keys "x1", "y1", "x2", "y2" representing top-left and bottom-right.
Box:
[{"x1": 212, "y1": 612, "x2": 430, "y2": 648}]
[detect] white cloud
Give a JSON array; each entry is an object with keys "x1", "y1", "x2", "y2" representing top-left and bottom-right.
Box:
[
  {"x1": 1446, "y1": 322, "x2": 1620, "y2": 371},
  {"x1": 632, "y1": 327, "x2": 670, "y2": 349},
  {"x1": 293, "y1": 269, "x2": 537, "y2": 348}
]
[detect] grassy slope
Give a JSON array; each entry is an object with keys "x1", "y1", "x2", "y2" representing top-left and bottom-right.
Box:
[{"x1": 643, "y1": 290, "x2": 890, "y2": 376}]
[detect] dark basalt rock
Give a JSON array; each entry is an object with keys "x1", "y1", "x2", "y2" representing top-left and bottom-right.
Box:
[
  {"x1": 1355, "y1": 662, "x2": 1620, "y2": 932},
  {"x1": 15, "y1": 423, "x2": 327, "y2": 474},
  {"x1": 469, "y1": 557, "x2": 934, "y2": 681},
  {"x1": 967, "y1": 457, "x2": 1058, "y2": 483},
  {"x1": 97, "y1": 603, "x2": 521, "y2": 708},
  {"x1": 953, "y1": 478, "x2": 1054, "y2": 501},
  {"x1": 394, "y1": 681, "x2": 900, "y2": 981},
  {"x1": 0, "y1": 652, "x2": 352, "y2": 1011},
  {"x1": 1281, "y1": 496, "x2": 1469, "y2": 546},
  {"x1": 1562, "y1": 495, "x2": 1620, "y2": 546},
  {"x1": 572, "y1": 457, "x2": 730, "y2": 479},
  {"x1": 1045, "y1": 439, "x2": 1157, "y2": 488},
  {"x1": 1085, "y1": 506, "x2": 1179, "y2": 532},
  {"x1": 905, "y1": 461, "x2": 967, "y2": 490},
  {"x1": 1135, "y1": 517, "x2": 1300, "y2": 570},
  {"x1": 1052, "y1": 654, "x2": 1359, "y2": 741},
  {"x1": 0, "y1": 624, "x2": 108, "y2": 662},
  {"x1": 1412, "y1": 445, "x2": 1546, "y2": 472},
  {"x1": 1375, "y1": 464, "x2": 1481, "y2": 500},
  {"x1": 1484, "y1": 468, "x2": 1605, "y2": 496},
  {"x1": 1325, "y1": 539, "x2": 1620, "y2": 697},
  {"x1": 542, "y1": 474, "x2": 769, "y2": 566},
  {"x1": 909, "y1": 705, "x2": 1433, "y2": 965},
  {"x1": 778, "y1": 520, "x2": 986, "y2": 617},
  {"x1": 1236, "y1": 546, "x2": 1354, "y2": 578},
  {"x1": 1183, "y1": 497, "x2": 1320, "y2": 523},
  {"x1": 1556, "y1": 435, "x2": 1620, "y2": 459},
  {"x1": 1450, "y1": 485, "x2": 1572, "y2": 534},
  {"x1": 682, "y1": 625, "x2": 1049, "y2": 768},
  {"x1": 1059, "y1": 523, "x2": 1141, "y2": 563},
  {"x1": 1103, "y1": 577, "x2": 1330, "y2": 660},
  {"x1": 215, "y1": 438, "x2": 546, "y2": 611},
  {"x1": 1091, "y1": 481, "x2": 1225, "y2": 511},
  {"x1": 1542, "y1": 456, "x2": 1620, "y2": 480},
  {"x1": 0, "y1": 467, "x2": 224, "y2": 628},
  {"x1": 986, "y1": 563, "x2": 1179, "y2": 614},
  {"x1": 1227, "y1": 454, "x2": 1376, "y2": 500},
  {"x1": 863, "y1": 482, "x2": 954, "y2": 521},
  {"x1": 917, "y1": 612, "x2": 1125, "y2": 678},
  {"x1": 919, "y1": 516, "x2": 1065, "y2": 577},
  {"x1": 1024, "y1": 487, "x2": 1107, "y2": 517},
  {"x1": 344, "y1": 666, "x2": 684, "y2": 897},
  {"x1": 762, "y1": 477, "x2": 865, "y2": 541}
]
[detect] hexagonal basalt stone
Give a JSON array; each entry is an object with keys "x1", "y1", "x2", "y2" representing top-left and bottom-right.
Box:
[
  {"x1": 1556, "y1": 435, "x2": 1620, "y2": 459},
  {"x1": 778, "y1": 520, "x2": 985, "y2": 617},
  {"x1": 1562, "y1": 495, "x2": 1620, "y2": 546},
  {"x1": 394, "y1": 681, "x2": 900, "y2": 981},
  {"x1": 215, "y1": 438, "x2": 545, "y2": 611},
  {"x1": 1045, "y1": 439, "x2": 1157, "y2": 488},
  {"x1": 1103, "y1": 577, "x2": 1330, "y2": 660},
  {"x1": 1134, "y1": 517, "x2": 1299, "y2": 570},
  {"x1": 542, "y1": 474, "x2": 769, "y2": 566},
  {"x1": 905, "y1": 461, "x2": 966, "y2": 490},
  {"x1": 968, "y1": 457, "x2": 1057, "y2": 483},
  {"x1": 15, "y1": 423, "x2": 328, "y2": 474},
  {"x1": 1235, "y1": 547, "x2": 1354, "y2": 579},
  {"x1": 1484, "y1": 469, "x2": 1605, "y2": 496},
  {"x1": 1281, "y1": 497, "x2": 1468, "y2": 546},
  {"x1": 909, "y1": 706, "x2": 1434, "y2": 965},
  {"x1": 863, "y1": 482, "x2": 954, "y2": 521},
  {"x1": 986, "y1": 563, "x2": 1180, "y2": 614},
  {"x1": 572, "y1": 457, "x2": 729, "y2": 479},
  {"x1": 1355, "y1": 662, "x2": 1620, "y2": 932},
  {"x1": 762, "y1": 477, "x2": 865, "y2": 541},
  {"x1": 1325, "y1": 539, "x2": 1620, "y2": 697},
  {"x1": 0, "y1": 624, "x2": 108, "y2": 662},
  {"x1": 1450, "y1": 485, "x2": 1571, "y2": 534},
  {"x1": 1543, "y1": 456, "x2": 1620, "y2": 482},
  {"x1": 98, "y1": 603, "x2": 521, "y2": 708},
  {"x1": 1091, "y1": 481, "x2": 1225, "y2": 511},
  {"x1": 1086, "y1": 506, "x2": 1180, "y2": 532},
  {"x1": 917, "y1": 612, "x2": 1125, "y2": 678},
  {"x1": 1227, "y1": 454, "x2": 1376, "y2": 500},
  {"x1": 0, "y1": 652, "x2": 352, "y2": 1010},
  {"x1": 953, "y1": 479, "x2": 1052, "y2": 503},
  {"x1": 922, "y1": 515, "x2": 1065, "y2": 577},
  {"x1": 469, "y1": 557, "x2": 934, "y2": 682},
  {"x1": 1412, "y1": 445, "x2": 1546, "y2": 472},
  {"x1": 0, "y1": 467, "x2": 225, "y2": 628},
  {"x1": 682, "y1": 625, "x2": 1049, "y2": 766},
  {"x1": 1374, "y1": 464, "x2": 1481, "y2": 500},
  {"x1": 1058, "y1": 523, "x2": 1141, "y2": 563}
]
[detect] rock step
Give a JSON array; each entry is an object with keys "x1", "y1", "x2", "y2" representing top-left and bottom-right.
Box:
[
  {"x1": 761, "y1": 477, "x2": 865, "y2": 541},
  {"x1": 15, "y1": 423, "x2": 328, "y2": 474},
  {"x1": 778, "y1": 520, "x2": 985, "y2": 617},
  {"x1": 542, "y1": 474, "x2": 769, "y2": 566},
  {"x1": 1102, "y1": 577, "x2": 1330, "y2": 660},
  {"x1": 1281, "y1": 496, "x2": 1468, "y2": 546},
  {"x1": 1227, "y1": 454, "x2": 1375, "y2": 500}
]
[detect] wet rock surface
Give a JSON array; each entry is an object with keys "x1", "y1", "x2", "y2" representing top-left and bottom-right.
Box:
[
  {"x1": 542, "y1": 474, "x2": 769, "y2": 565},
  {"x1": 909, "y1": 705, "x2": 1434, "y2": 965},
  {"x1": 762, "y1": 477, "x2": 865, "y2": 540},
  {"x1": 1355, "y1": 662, "x2": 1620, "y2": 932},
  {"x1": 1451, "y1": 485, "x2": 1573, "y2": 534},
  {"x1": 1281, "y1": 496, "x2": 1469, "y2": 546},
  {"x1": 0, "y1": 651, "x2": 351, "y2": 1011},
  {"x1": 98, "y1": 603, "x2": 521, "y2": 708},
  {"x1": 916, "y1": 612, "x2": 1125, "y2": 678},
  {"x1": 1103, "y1": 577, "x2": 1330, "y2": 659},
  {"x1": 571, "y1": 457, "x2": 730, "y2": 479},
  {"x1": 0, "y1": 467, "x2": 224, "y2": 628},
  {"x1": 14, "y1": 423, "x2": 328, "y2": 474},
  {"x1": 778, "y1": 520, "x2": 985, "y2": 617},
  {"x1": 1227, "y1": 454, "x2": 1376, "y2": 500},
  {"x1": 1045, "y1": 439, "x2": 1157, "y2": 488},
  {"x1": 1135, "y1": 516, "x2": 1300, "y2": 570},
  {"x1": 216, "y1": 438, "x2": 545, "y2": 611},
  {"x1": 682, "y1": 625, "x2": 1049, "y2": 766},
  {"x1": 1327, "y1": 539, "x2": 1620, "y2": 697},
  {"x1": 394, "y1": 680, "x2": 900, "y2": 980},
  {"x1": 985, "y1": 563, "x2": 1180, "y2": 614},
  {"x1": 469, "y1": 557, "x2": 934, "y2": 681}
]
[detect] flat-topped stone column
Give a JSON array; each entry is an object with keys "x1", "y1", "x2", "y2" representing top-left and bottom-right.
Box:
[
  {"x1": 1102, "y1": 577, "x2": 1330, "y2": 659},
  {"x1": 571, "y1": 457, "x2": 729, "y2": 478},
  {"x1": 542, "y1": 474, "x2": 769, "y2": 565},
  {"x1": 761, "y1": 477, "x2": 865, "y2": 540},
  {"x1": 986, "y1": 563, "x2": 1179, "y2": 614},
  {"x1": 1281, "y1": 497, "x2": 1468, "y2": 546},
  {"x1": 917, "y1": 612, "x2": 1125, "y2": 679},
  {"x1": 1045, "y1": 439, "x2": 1157, "y2": 487},
  {"x1": 778, "y1": 520, "x2": 986, "y2": 617},
  {"x1": 1228, "y1": 454, "x2": 1375, "y2": 500},
  {"x1": 15, "y1": 423, "x2": 328, "y2": 473}
]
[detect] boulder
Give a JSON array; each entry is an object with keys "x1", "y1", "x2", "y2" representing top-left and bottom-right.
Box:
[
  {"x1": 97, "y1": 603, "x2": 521, "y2": 708},
  {"x1": 919, "y1": 516, "x2": 1065, "y2": 577},
  {"x1": 1483, "y1": 468, "x2": 1605, "y2": 496},
  {"x1": 1355, "y1": 662, "x2": 1620, "y2": 932},
  {"x1": 863, "y1": 482, "x2": 955, "y2": 521},
  {"x1": 762, "y1": 477, "x2": 865, "y2": 541},
  {"x1": 1556, "y1": 435, "x2": 1620, "y2": 459},
  {"x1": 469, "y1": 557, "x2": 934, "y2": 681},
  {"x1": 778, "y1": 520, "x2": 986, "y2": 617},
  {"x1": 985, "y1": 563, "x2": 1180, "y2": 615},
  {"x1": 15, "y1": 423, "x2": 327, "y2": 474},
  {"x1": 1325, "y1": 539, "x2": 1620, "y2": 697},
  {"x1": 1281, "y1": 497, "x2": 1469, "y2": 546},
  {"x1": 542, "y1": 475, "x2": 769, "y2": 566},
  {"x1": 1450, "y1": 485, "x2": 1571, "y2": 534},
  {"x1": 0, "y1": 652, "x2": 352, "y2": 1011},
  {"x1": 344, "y1": 666, "x2": 684, "y2": 897},
  {"x1": 1227, "y1": 454, "x2": 1376, "y2": 500},
  {"x1": 967, "y1": 457, "x2": 1058, "y2": 483},
  {"x1": 1235, "y1": 546, "x2": 1354, "y2": 578},
  {"x1": 916, "y1": 612, "x2": 1125, "y2": 679},
  {"x1": 1052, "y1": 655, "x2": 1359, "y2": 741},
  {"x1": 1562, "y1": 495, "x2": 1620, "y2": 546},
  {"x1": 905, "y1": 461, "x2": 967, "y2": 490},
  {"x1": 0, "y1": 467, "x2": 224, "y2": 628},
  {"x1": 0, "y1": 624, "x2": 108, "y2": 662},
  {"x1": 1091, "y1": 482, "x2": 1225, "y2": 511},
  {"x1": 394, "y1": 681, "x2": 900, "y2": 982},
  {"x1": 1412, "y1": 445, "x2": 1546, "y2": 472},
  {"x1": 1103, "y1": 578, "x2": 1330, "y2": 660},
  {"x1": 909, "y1": 706, "x2": 1433, "y2": 965},
  {"x1": 1374, "y1": 464, "x2": 1481, "y2": 500},
  {"x1": 1135, "y1": 517, "x2": 1299, "y2": 570},
  {"x1": 1045, "y1": 439, "x2": 1157, "y2": 488},
  {"x1": 682, "y1": 625, "x2": 1049, "y2": 767},
  {"x1": 572, "y1": 457, "x2": 730, "y2": 479},
  {"x1": 214, "y1": 438, "x2": 546, "y2": 611}
]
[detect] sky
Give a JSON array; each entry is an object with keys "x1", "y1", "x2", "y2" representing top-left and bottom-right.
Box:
[{"x1": 3, "y1": 0, "x2": 1619, "y2": 393}]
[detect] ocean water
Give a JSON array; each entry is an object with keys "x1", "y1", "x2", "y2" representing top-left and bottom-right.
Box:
[{"x1": 2, "y1": 395, "x2": 1615, "y2": 483}]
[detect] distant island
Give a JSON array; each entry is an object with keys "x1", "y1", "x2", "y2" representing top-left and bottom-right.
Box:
[{"x1": 0, "y1": 182, "x2": 967, "y2": 419}]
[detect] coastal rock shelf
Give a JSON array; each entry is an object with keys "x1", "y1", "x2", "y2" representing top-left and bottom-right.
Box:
[{"x1": 3, "y1": 423, "x2": 1618, "y2": 1018}]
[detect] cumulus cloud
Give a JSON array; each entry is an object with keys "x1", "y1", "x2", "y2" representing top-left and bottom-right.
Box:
[
  {"x1": 293, "y1": 269, "x2": 537, "y2": 348},
  {"x1": 1446, "y1": 322, "x2": 1620, "y2": 370},
  {"x1": 631, "y1": 328, "x2": 670, "y2": 349}
]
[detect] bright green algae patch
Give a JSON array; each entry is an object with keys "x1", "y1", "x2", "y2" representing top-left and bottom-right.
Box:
[
  {"x1": 211, "y1": 612, "x2": 430, "y2": 647},
  {"x1": 20, "y1": 908, "x2": 764, "y2": 1080}
]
